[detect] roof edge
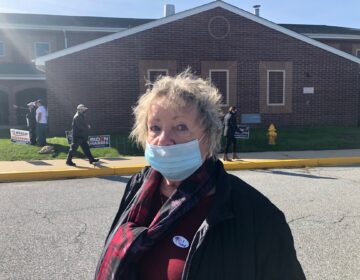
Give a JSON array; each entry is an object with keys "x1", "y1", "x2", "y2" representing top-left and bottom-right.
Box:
[
  {"x1": 0, "y1": 24, "x2": 127, "y2": 32},
  {"x1": 305, "y1": 33, "x2": 360, "y2": 40},
  {"x1": 0, "y1": 74, "x2": 45, "y2": 80},
  {"x1": 34, "y1": 1, "x2": 360, "y2": 66}
]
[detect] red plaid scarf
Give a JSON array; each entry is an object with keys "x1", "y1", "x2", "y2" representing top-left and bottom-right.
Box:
[{"x1": 95, "y1": 159, "x2": 216, "y2": 280}]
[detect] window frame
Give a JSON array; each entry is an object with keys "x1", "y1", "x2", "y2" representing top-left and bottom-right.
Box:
[
  {"x1": 34, "y1": 41, "x2": 51, "y2": 58},
  {"x1": 356, "y1": 49, "x2": 360, "y2": 58},
  {"x1": 267, "y1": 70, "x2": 286, "y2": 106},
  {"x1": 147, "y1": 69, "x2": 169, "y2": 82},
  {"x1": 209, "y1": 69, "x2": 229, "y2": 106}
]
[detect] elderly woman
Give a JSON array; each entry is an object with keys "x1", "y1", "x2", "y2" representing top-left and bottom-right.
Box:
[{"x1": 95, "y1": 71, "x2": 305, "y2": 280}]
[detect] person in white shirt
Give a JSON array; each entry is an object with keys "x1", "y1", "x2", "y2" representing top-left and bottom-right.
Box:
[{"x1": 35, "y1": 99, "x2": 48, "y2": 146}]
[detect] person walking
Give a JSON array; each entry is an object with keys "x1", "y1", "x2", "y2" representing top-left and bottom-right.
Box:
[
  {"x1": 223, "y1": 106, "x2": 239, "y2": 161},
  {"x1": 26, "y1": 101, "x2": 37, "y2": 145},
  {"x1": 35, "y1": 99, "x2": 48, "y2": 147},
  {"x1": 66, "y1": 104, "x2": 99, "y2": 167}
]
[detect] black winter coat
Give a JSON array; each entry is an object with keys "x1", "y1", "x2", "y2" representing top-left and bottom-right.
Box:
[
  {"x1": 103, "y1": 160, "x2": 306, "y2": 280},
  {"x1": 26, "y1": 108, "x2": 36, "y2": 129},
  {"x1": 223, "y1": 112, "x2": 238, "y2": 137},
  {"x1": 72, "y1": 112, "x2": 89, "y2": 139}
]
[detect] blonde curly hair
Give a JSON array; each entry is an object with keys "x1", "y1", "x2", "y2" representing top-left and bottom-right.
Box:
[{"x1": 130, "y1": 69, "x2": 223, "y2": 158}]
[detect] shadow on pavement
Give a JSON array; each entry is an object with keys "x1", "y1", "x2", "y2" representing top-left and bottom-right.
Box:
[{"x1": 252, "y1": 169, "x2": 337, "y2": 180}]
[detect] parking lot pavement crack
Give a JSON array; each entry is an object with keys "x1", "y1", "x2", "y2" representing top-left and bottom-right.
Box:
[
  {"x1": 75, "y1": 222, "x2": 88, "y2": 241},
  {"x1": 333, "y1": 215, "x2": 346, "y2": 224},
  {"x1": 72, "y1": 219, "x2": 88, "y2": 254},
  {"x1": 304, "y1": 214, "x2": 358, "y2": 224},
  {"x1": 25, "y1": 208, "x2": 55, "y2": 225},
  {"x1": 288, "y1": 215, "x2": 312, "y2": 224}
]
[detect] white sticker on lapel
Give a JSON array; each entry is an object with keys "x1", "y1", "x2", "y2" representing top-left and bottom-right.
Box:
[{"x1": 172, "y1": 235, "x2": 189, "y2": 248}]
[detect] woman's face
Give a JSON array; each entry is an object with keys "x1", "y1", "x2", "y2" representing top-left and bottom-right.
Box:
[{"x1": 147, "y1": 97, "x2": 209, "y2": 158}]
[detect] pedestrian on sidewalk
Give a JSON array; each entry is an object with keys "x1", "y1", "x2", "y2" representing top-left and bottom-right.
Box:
[
  {"x1": 94, "y1": 70, "x2": 305, "y2": 280},
  {"x1": 223, "y1": 106, "x2": 239, "y2": 161},
  {"x1": 35, "y1": 99, "x2": 48, "y2": 147},
  {"x1": 66, "y1": 104, "x2": 99, "y2": 167},
  {"x1": 26, "y1": 101, "x2": 37, "y2": 145}
]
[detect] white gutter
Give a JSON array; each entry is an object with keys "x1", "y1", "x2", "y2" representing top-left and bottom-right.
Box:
[
  {"x1": 305, "y1": 33, "x2": 360, "y2": 40},
  {"x1": 0, "y1": 74, "x2": 45, "y2": 80},
  {"x1": 0, "y1": 24, "x2": 126, "y2": 33}
]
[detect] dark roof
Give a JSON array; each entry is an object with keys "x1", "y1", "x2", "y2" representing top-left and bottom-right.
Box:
[
  {"x1": 280, "y1": 24, "x2": 360, "y2": 35},
  {"x1": 1, "y1": 13, "x2": 359, "y2": 36},
  {"x1": 0, "y1": 64, "x2": 43, "y2": 75},
  {"x1": 0, "y1": 13, "x2": 155, "y2": 28}
]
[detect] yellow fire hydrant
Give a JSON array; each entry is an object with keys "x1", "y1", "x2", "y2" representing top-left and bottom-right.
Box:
[{"x1": 267, "y1": 123, "x2": 277, "y2": 145}]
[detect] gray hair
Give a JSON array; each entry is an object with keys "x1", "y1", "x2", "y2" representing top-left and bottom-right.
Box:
[{"x1": 130, "y1": 69, "x2": 224, "y2": 158}]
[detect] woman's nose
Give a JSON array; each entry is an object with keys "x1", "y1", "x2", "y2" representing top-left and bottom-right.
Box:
[{"x1": 157, "y1": 129, "x2": 175, "y2": 146}]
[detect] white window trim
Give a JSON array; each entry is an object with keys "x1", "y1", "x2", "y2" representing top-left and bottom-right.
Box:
[
  {"x1": 147, "y1": 69, "x2": 169, "y2": 81},
  {"x1": 0, "y1": 41, "x2": 5, "y2": 57},
  {"x1": 356, "y1": 49, "x2": 360, "y2": 58},
  {"x1": 267, "y1": 70, "x2": 285, "y2": 106},
  {"x1": 34, "y1": 41, "x2": 51, "y2": 58},
  {"x1": 209, "y1": 69, "x2": 229, "y2": 106}
]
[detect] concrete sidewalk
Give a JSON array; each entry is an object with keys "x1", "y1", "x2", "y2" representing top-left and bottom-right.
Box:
[{"x1": 1, "y1": 149, "x2": 360, "y2": 183}]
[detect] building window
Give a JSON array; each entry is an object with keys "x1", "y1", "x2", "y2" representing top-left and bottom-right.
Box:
[
  {"x1": 0, "y1": 41, "x2": 4, "y2": 57},
  {"x1": 267, "y1": 70, "x2": 285, "y2": 105},
  {"x1": 210, "y1": 69, "x2": 229, "y2": 105},
  {"x1": 147, "y1": 69, "x2": 168, "y2": 83},
  {"x1": 34, "y1": 42, "x2": 50, "y2": 57}
]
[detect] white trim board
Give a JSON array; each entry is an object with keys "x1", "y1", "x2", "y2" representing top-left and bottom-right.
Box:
[
  {"x1": 0, "y1": 24, "x2": 126, "y2": 33},
  {"x1": 0, "y1": 75, "x2": 45, "y2": 80},
  {"x1": 305, "y1": 33, "x2": 360, "y2": 40},
  {"x1": 34, "y1": 1, "x2": 360, "y2": 66}
]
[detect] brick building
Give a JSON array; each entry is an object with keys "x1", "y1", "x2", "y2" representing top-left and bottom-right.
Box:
[
  {"x1": 0, "y1": 12, "x2": 152, "y2": 126},
  {"x1": 32, "y1": 1, "x2": 360, "y2": 136}
]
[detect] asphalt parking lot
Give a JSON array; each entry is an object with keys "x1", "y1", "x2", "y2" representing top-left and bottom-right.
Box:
[{"x1": 0, "y1": 166, "x2": 359, "y2": 280}]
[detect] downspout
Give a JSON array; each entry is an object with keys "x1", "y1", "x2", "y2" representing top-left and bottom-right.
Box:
[{"x1": 63, "y1": 29, "x2": 68, "y2": 48}]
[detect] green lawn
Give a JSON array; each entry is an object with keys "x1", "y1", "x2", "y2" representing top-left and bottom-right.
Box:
[
  {"x1": 0, "y1": 130, "x2": 142, "y2": 161},
  {"x1": 233, "y1": 126, "x2": 360, "y2": 152},
  {"x1": 1, "y1": 126, "x2": 360, "y2": 161}
]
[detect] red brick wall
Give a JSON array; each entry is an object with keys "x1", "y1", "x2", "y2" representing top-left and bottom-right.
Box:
[{"x1": 46, "y1": 8, "x2": 360, "y2": 136}]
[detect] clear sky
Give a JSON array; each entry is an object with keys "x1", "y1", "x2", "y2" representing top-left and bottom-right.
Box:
[{"x1": 0, "y1": 0, "x2": 359, "y2": 28}]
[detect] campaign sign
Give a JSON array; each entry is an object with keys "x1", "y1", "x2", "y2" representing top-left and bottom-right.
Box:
[
  {"x1": 88, "y1": 135, "x2": 111, "y2": 148},
  {"x1": 234, "y1": 125, "x2": 250, "y2": 139},
  {"x1": 65, "y1": 130, "x2": 73, "y2": 145},
  {"x1": 10, "y1": 129, "x2": 31, "y2": 144}
]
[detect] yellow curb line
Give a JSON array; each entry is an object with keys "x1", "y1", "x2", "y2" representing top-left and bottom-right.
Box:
[
  {"x1": 223, "y1": 157, "x2": 360, "y2": 170},
  {"x1": 0, "y1": 157, "x2": 359, "y2": 183}
]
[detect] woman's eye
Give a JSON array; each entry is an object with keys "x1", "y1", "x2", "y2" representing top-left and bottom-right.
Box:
[
  {"x1": 176, "y1": 124, "x2": 188, "y2": 131},
  {"x1": 149, "y1": 125, "x2": 161, "y2": 132}
]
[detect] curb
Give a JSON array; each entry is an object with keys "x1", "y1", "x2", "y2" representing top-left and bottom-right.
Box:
[{"x1": 1, "y1": 157, "x2": 360, "y2": 183}]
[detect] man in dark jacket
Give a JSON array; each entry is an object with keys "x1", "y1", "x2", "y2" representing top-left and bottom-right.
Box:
[
  {"x1": 223, "y1": 106, "x2": 239, "y2": 161},
  {"x1": 66, "y1": 104, "x2": 99, "y2": 167},
  {"x1": 26, "y1": 102, "x2": 37, "y2": 145}
]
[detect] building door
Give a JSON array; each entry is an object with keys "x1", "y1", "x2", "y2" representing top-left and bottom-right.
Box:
[{"x1": 0, "y1": 91, "x2": 9, "y2": 125}]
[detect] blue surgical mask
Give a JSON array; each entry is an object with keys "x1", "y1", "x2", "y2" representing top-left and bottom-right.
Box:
[{"x1": 145, "y1": 139, "x2": 203, "y2": 181}]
